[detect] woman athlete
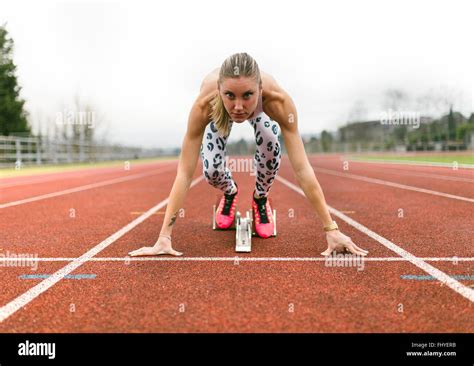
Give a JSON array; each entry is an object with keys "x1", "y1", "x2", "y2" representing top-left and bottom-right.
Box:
[{"x1": 129, "y1": 53, "x2": 368, "y2": 257}]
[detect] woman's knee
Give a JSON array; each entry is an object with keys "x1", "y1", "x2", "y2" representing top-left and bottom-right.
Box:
[
  {"x1": 254, "y1": 118, "x2": 281, "y2": 154},
  {"x1": 255, "y1": 133, "x2": 281, "y2": 173},
  {"x1": 202, "y1": 153, "x2": 227, "y2": 182}
]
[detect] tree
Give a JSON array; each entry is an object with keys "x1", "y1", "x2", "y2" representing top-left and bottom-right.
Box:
[
  {"x1": 393, "y1": 126, "x2": 408, "y2": 143},
  {"x1": 447, "y1": 106, "x2": 456, "y2": 141},
  {"x1": 0, "y1": 24, "x2": 30, "y2": 136},
  {"x1": 416, "y1": 86, "x2": 461, "y2": 118},
  {"x1": 456, "y1": 123, "x2": 473, "y2": 141},
  {"x1": 320, "y1": 130, "x2": 333, "y2": 152}
]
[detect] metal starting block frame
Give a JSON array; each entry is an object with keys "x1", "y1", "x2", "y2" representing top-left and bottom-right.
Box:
[
  {"x1": 235, "y1": 211, "x2": 253, "y2": 252},
  {"x1": 212, "y1": 205, "x2": 277, "y2": 253}
]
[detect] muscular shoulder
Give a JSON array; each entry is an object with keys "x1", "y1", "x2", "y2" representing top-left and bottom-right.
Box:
[
  {"x1": 262, "y1": 81, "x2": 296, "y2": 131},
  {"x1": 261, "y1": 75, "x2": 288, "y2": 117}
]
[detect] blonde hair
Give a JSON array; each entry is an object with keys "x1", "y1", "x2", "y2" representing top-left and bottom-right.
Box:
[{"x1": 209, "y1": 53, "x2": 262, "y2": 137}]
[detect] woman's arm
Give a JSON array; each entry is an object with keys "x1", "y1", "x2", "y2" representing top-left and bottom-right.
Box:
[
  {"x1": 265, "y1": 91, "x2": 333, "y2": 227},
  {"x1": 159, "y1": 100, "x2": 209, "y2": 237},
  {"x1": 265, "y1": 89, "x2": 368, "y2": 256},
  {"x1": 128, "y1": 93, "x2": 212, "y2": 257}
]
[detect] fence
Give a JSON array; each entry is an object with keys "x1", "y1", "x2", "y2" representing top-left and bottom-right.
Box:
[{"x1": 0, "y1": 136, "x2": 174, "y2": 168}]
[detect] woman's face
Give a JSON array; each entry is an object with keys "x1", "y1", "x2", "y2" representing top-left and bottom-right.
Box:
[{"x1": 219, "y1": 76, "x2": 261, "y2": 123}]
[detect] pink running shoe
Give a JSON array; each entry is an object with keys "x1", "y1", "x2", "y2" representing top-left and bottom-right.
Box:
[
  {"x1": 215, "y1": 185, "x2": 238, "y2": 229},
  {"x1": 252, "y1": 193, "x2": 275, "y2": 238}
]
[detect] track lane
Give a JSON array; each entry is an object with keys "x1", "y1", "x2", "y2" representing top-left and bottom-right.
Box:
[
  {"x1": 0, "y1": 155, "x2": 472, "y2": 332},
  {"x1": 0, "y1": 161, "x2": 177, "y2": 203}
]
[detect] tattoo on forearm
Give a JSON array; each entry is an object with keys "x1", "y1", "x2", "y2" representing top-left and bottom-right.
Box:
[{"x1": 168, "y1": 211, "x2": 178, "y2": 227}]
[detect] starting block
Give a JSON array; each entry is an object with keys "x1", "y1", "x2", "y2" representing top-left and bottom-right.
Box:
[
  {"x1": 212, "y1": 205, "x2": 277, "y2": 253},
  {"x1": 235, "y1": 211, "x2": 253, "y2": 252}
]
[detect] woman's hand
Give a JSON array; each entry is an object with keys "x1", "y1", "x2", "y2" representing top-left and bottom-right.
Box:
[
  {"x1": 128, "y1": 235, "x2": 183, "y2": 257},
  {"x1": 321, "y1": 230, "x2": 369, "y2": 256}
]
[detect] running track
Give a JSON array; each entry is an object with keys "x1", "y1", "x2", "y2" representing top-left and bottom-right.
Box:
[{"x1": 0, "y1": 156, "x2": 472, "y2": 332}]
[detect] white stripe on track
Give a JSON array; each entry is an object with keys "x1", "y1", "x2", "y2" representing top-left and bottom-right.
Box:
[
  {"x1": 326, "y1": 166, "x2": 474, "y2": 183},
  {"x1": 344, "y1": 158, "x2": 474, "y2": 169},
  {"x1": 0, "y1": 161, "x2": 177, "y2": 189},
  {"x1": 0, "y1": 257, "x2": 472, "y2": 262},
  {"x1": 276, "y1": 175, "x2": 474, "y2": 303},
  {"x1": 381, "y1": 170, "x2": 474, "y2": 183},
  {"x1": 312, "y1": 167, "x2": 474, "y2": 203},
  {"x1": 0, "y1": 176, "x2": 204, "y2": 323},
  {"x1": 0, "y1": 166, "x2": 176, "y2": 209}
]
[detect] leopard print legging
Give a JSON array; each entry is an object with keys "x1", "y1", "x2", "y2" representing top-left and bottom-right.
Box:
[{"x1": 200, "y1": 111, "x2": 281, "y2": 198}]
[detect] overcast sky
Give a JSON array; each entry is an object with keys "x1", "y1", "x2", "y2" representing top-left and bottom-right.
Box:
[{"x1": 2, "y1": 0, "x2": 473, "y2": 148}]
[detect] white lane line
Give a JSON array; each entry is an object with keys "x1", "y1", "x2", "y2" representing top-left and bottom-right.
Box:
[
  {"x1": 327, "y1": 166, "x2": 474, "y2": 183},
  {"x1": 0, "y1": 161, "x2": 177, "y2": 189},
  {"x1": 381, "y1": 170, "x2": 474, "y2": 183},
  {"x1": 309, "y1": 157, "x2": 474, "y2": 182},
  {"x1": 0, "y1": 166, "x2": 177, "y2": 209},
  {"x1": 330, "y1": 157, "x2": 474, "y2": 183},
  {"x1": 0, "y1": 257, "x2": 473, "y2": 262},
  {"x1": 312, "y1": 167, "x2": 474, "y2": 203},
  {"x1": 0, "y1": 176, "x2": 204, "y2": 323},
  {"x1": 344, "y1": 158, "x2": 474, "y2": 169},
  {"x1": 276, "y1": 175, "x2": 474, "y2": 303}
]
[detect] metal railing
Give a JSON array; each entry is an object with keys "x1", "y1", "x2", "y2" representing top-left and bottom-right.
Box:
[{"x1": 0, "y1": 135, "x2": 175, "y2": 168}]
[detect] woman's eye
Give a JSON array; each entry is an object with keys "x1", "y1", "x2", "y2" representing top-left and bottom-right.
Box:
[{"x1": 225, "y1": 93, "x2": 252, "y2": 98}]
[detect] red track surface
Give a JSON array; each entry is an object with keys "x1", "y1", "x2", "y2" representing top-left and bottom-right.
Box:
[{"x1": 0, "y1": 155, "x2": 472, "y2": 332}]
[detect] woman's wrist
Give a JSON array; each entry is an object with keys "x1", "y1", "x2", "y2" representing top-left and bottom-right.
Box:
[
  {"x1": 321, "y1": 213, "x2": 334, "y2": 229},
  {"x1": 323, "y1": 220, "x2": 339, "y2": 232}
]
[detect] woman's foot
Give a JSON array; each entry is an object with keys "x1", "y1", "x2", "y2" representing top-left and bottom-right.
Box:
[
  {"x1": 215, "y1": 184, "x2": 238, "y2": 229},
  {"x1": 252, "y1": 192, "x2": 275, "y2": 238}
]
